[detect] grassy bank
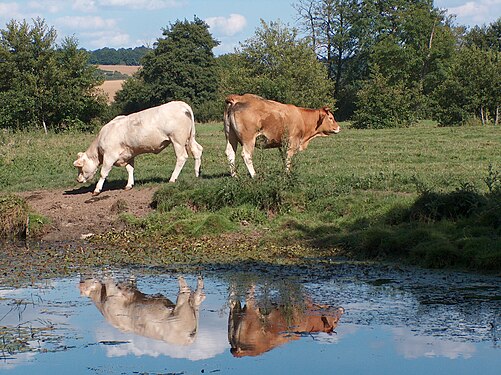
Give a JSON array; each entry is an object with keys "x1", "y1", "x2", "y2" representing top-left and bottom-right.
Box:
[{"x1": 1, "y1": 122, "x2": 500, "y2": 272}]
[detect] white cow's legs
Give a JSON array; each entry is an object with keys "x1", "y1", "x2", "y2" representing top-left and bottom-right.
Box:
[
  {"x1": 93, "y1": 159, "x2": 113, "y2": 195},
  {"x1": 194, "y1": 276, "x2": 206, "y2": 306},
  {"x1": 169, "y1": 143, "x2": 188, "y2": 182},
  {"x1": 125, "y1": 159, "x2": 135, "y2": 190},
  {"x1": 190, "y1": 139, "x2": 203, "y2": 177}
]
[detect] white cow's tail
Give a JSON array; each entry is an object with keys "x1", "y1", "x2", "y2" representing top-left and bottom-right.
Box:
[
  {"x1": 184, "y1": 104, "x2": 196, "y2": 156},
  {"x1": 185, "y1": 104, "x2": 203, "y2": 177}
]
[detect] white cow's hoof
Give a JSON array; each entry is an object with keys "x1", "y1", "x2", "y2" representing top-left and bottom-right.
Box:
[
  {"x1": 92, "y1": 191, "x2": 101, "y2": 196},
  {"x1": 124, "y1": 185, "x2": 133, "y2": 191}
]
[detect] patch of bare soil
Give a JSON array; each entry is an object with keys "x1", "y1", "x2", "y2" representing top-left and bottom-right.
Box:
[
  {"x1": 19, "y1": 184, "x2": 156, "y2": 242},
  {"x1": 99, "y1": 80, "x2": 125, "y2": 103}
]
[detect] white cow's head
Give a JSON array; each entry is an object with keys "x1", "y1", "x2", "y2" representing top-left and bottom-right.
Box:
[{"x1": 73, "y1": 152, "x2": 99, "y2": 183}]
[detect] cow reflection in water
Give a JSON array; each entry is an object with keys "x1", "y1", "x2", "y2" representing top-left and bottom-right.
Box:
[
  {"x1": 79, "y1": 276, "x2": 205, "y2": 346},
  {"x1": 228, "y1": 286, "x2": 344, "y2": 357}
]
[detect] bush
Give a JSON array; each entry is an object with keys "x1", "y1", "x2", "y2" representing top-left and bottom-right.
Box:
[
  {"x1": 408, "y1": 184, "x2": 486, "y2": 222},
  {"x1": 352, "y1": 67, "x2": 420, "y2": 129}
]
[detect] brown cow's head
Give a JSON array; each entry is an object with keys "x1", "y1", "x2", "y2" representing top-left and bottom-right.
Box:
[
  {"x1": 317, "y1": 107, "x2": 340, "y2": 135},
  {"x1": 73, "y1": 152, "x2": 99, "y2": 183}
]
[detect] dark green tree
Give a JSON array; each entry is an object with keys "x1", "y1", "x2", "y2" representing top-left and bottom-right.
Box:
[
  {"x1": 115, "y1": 17, "x2": 219, "y2": 121},
  {"x1": 0, "y1": 18, "x2": 106, "y2": 131},
  {"x1": 294, "y1": 0, "x2": 457, "y2": 123},
  {"x1": 464, "y1": 18, "x2": 501, "y2": 52},
  {"x1": 433, "y1": 46, "x2": 501, "y2": 126}
]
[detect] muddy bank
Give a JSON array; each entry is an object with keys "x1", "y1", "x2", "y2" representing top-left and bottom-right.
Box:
[{"x1": 18, "y1": 186, "x2": 156, "y2": 241}]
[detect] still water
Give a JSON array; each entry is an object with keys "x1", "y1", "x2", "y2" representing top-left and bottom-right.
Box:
[{"x1": 0, "y1": 263, "x2": 500, "y2": 374}]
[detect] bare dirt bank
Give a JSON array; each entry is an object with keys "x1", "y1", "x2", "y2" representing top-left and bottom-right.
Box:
[{"x1": 19, "y1": 185, "x2": 156, "y2": 241}]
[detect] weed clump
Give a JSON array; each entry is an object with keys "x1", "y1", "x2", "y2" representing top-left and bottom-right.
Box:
[
  {"x1": 409, "y1": 184, "x2": 486, "y2": 221},
  {"x1": 0, "y1": 194, "x2": 28, "y2": 238}
]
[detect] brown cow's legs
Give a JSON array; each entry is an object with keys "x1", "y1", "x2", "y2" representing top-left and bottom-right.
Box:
[
  {"x1": 225, "y1": 128, "x2": 239, "y2": 177},
  {"x1": 242, "y1": 142, "x2": 256, "y2": 178}
]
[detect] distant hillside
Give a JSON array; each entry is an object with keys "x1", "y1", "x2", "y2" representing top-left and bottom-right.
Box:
[{"x1": 88, "y1": 46, "x2": 151, "y2": 66}]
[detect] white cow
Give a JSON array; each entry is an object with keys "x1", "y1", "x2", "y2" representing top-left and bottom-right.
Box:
[
  {"x1": 73, "y1": 101, "x2": 203, "y2": 195},
  {"x1": 79, "y1": 276, "x2": 206, "y2": 346}
]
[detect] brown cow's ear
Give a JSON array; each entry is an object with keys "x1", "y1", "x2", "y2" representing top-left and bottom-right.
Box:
[
  {"x1": 322, "y1": 107, "x2": 331, "y2": 113},
  {"x1": 317, "y1": 111, "x2": 327, "y2": 128}
]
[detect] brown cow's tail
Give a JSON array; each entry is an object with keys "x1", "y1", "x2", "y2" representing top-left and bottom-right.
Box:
[{"x1": 224, "y1": 95, "x2": 239, "y2": 137}]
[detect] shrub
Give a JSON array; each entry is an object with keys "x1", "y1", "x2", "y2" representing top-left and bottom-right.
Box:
[
  {"x1": 0, "y1": 194, "x2": 28, "y2": 238},
  {"x1": 408, "y1": 184, "x2": 486, "y2": 222},
  {"x1": 352, "y1": 66, "x2": 420, "y2": 129}
]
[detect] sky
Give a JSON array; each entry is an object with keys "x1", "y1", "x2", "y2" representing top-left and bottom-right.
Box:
[{"x1": 0, "y1": 0, "x2": 500, "y2": 55}]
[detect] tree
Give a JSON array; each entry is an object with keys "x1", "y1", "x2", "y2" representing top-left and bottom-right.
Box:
[
  {"x1": 294, "y1": 0, "x2": 360, "y2": 100},
  {"x1": 0, "y1": 18, "x2": 106, "y2": 131},
  {"x1": 433, "y1": 46, "x2": 501, "y2": 126},
  {"x1": 464, "y1": 18, "x2": 501, "y2": 52},
  {"x1": 115, "y1": 17, "x2": 219, "y2": 121},
  {"x1": 220, "y1": 20, "x2": 334, "y2": 109},
  {"x1": 294, "y1": 0, "x2": 456, "y2": 122}
]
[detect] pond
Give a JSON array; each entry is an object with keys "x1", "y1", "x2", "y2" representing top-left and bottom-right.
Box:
[{"x1": 1, "y1": 262, "x2": 500, "y2": 374}]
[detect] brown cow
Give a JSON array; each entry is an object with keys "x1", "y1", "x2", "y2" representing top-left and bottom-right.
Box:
[
  {"x1": 224, "y1": 94, "x2": 340, "y2": 177},
  {"x1": 228, "y1": 286, "x2": 344, "y2": 357},
  {"x1": 79, "y1": 276, "x2": 205, "y2": 346}
]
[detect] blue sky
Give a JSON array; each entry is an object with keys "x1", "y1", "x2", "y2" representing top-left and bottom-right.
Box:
[{"x1": 0, "y1": 0, "x2": 500, "y2": 54}]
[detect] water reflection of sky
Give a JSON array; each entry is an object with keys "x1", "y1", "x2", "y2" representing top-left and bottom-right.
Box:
[{"x1": 0, "y1": 267, "x2": 500, "y2": 375}]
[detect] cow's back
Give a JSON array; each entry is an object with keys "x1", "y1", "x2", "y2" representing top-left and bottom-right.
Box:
[
  {"x1": 97, "y1": 101, "x2": 194, "y2": 154},
  {"x1": 226, "y1": 94, "x2": 304, "y2": 143}
]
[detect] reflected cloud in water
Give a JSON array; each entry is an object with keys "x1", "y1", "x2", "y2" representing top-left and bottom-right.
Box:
[{"x1": 390, "y1": 327, "x2": 477, "y2": 359}]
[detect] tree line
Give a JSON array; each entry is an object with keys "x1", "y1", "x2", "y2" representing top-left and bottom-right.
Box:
[
  {"x1": 88, "y1": 46, "x2": 151, "y2": 66},
  {"x1": 0, "y1": 1, "x2": 500, "y2": 132}
]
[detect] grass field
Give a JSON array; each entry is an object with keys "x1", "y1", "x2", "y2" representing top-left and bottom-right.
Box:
[{"x1": 1, "y1": 122, "x2": 500, "y2": 271}]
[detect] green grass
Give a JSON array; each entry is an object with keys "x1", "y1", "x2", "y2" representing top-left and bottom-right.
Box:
[{"x1": 1, "y1": 122, "x2": 501, "y2": 272}]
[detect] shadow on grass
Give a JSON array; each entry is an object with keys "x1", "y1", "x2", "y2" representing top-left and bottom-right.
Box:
[
  {"x1": 64, "y1": 179, "x2": 127, "y2": 195},
  {"x1": 290, "y1": 189, "x2": 501, "y2": 272}
]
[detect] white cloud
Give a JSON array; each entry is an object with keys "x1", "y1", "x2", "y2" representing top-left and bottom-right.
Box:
[
  {"x1": 83, "y1": 30, "x2": 131, "y2": 48},
  {"x1": 0, "y1": 3, "x2": 23, "y2": 24},
  {"x1": 56, "y1": 15, "x2": 117, "y2": 30},
  {"x1": 28, "y1": 0, "x2": 62, "y2": 13},
  {"x1": 98, "y1": 0, "x2": 184, "y2": 10},
  {"x1": 446, "y1": 0, "x2": 501, "y2": 25},
  {"x1": 206, "y1": 14, "x2": 247, "y2": 37},
  {"x1": 449, "y1": 1, "x2": 485, "y2": 18},
  {"x1": 72, "y1": 0, "x2": 99, "y2": 12}
]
